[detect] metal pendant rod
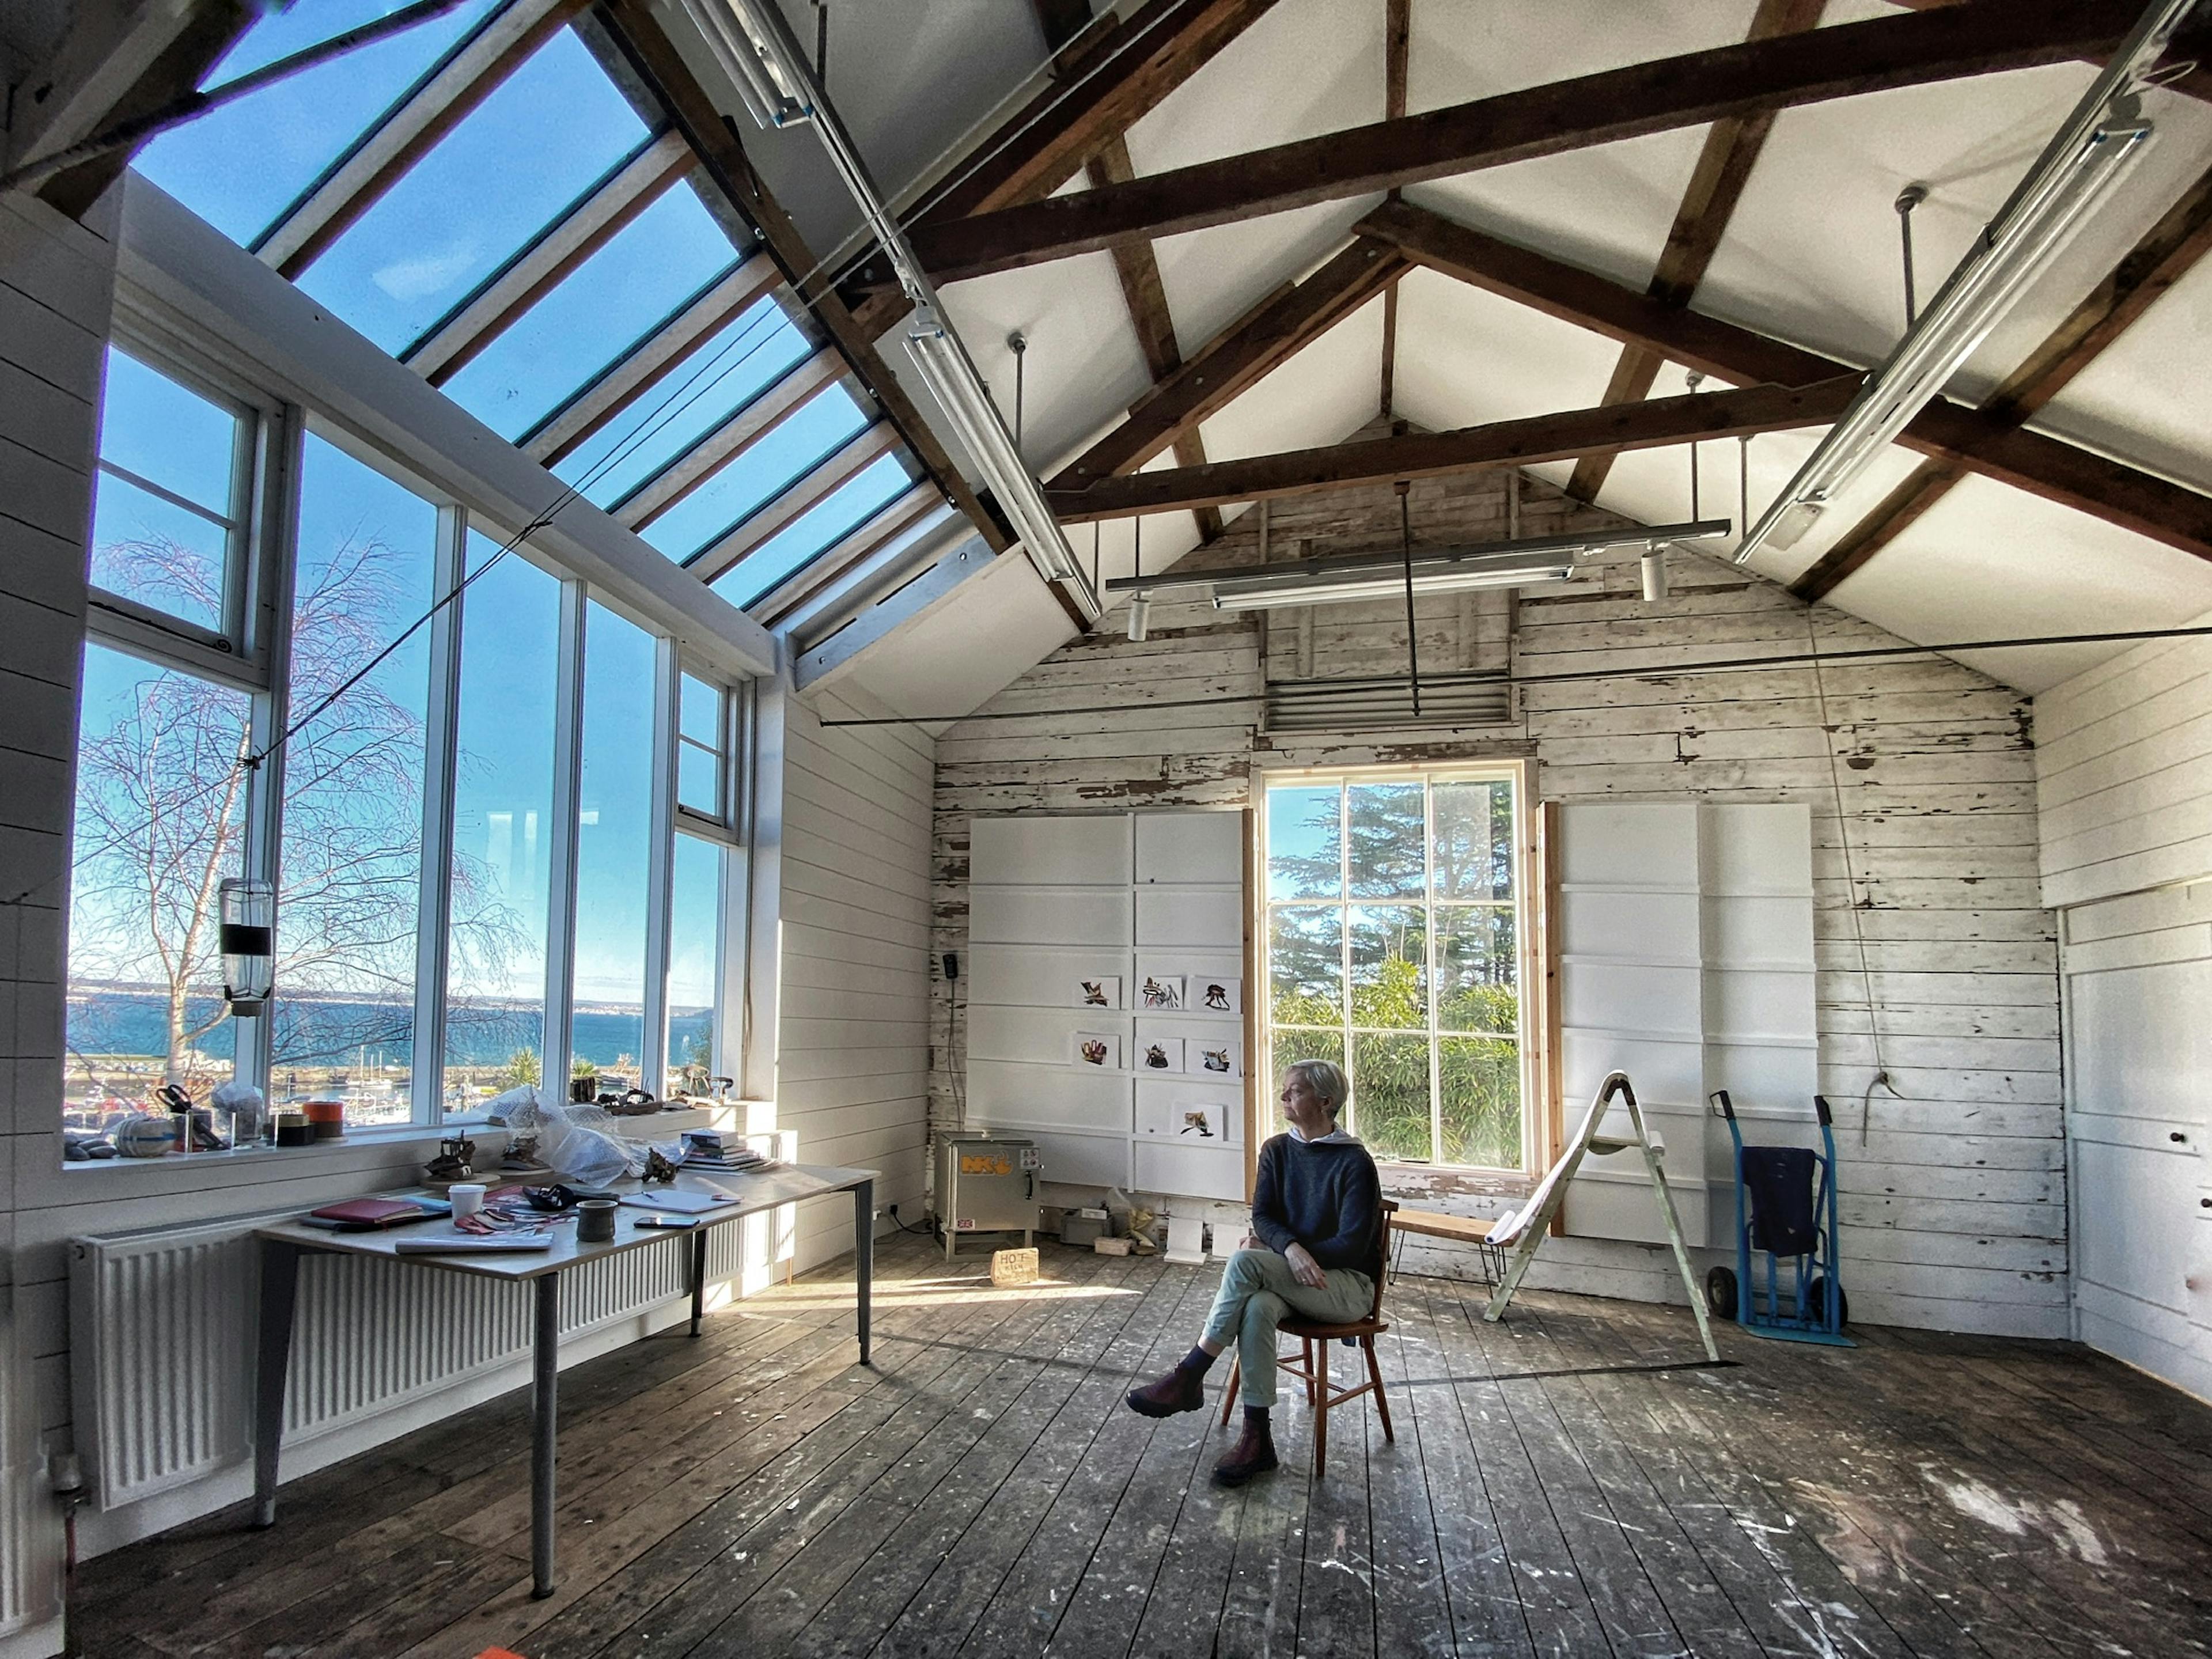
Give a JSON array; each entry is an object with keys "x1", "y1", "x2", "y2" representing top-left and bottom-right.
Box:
[{"x1": 1398, "y1": 482, "x2": 1422, "y2": 718}]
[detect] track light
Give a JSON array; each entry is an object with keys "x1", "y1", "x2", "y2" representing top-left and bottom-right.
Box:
[
  {"x1": 1127, "y1": 594, "x2": 1151, "y2": 641},
  {"x1": 1211, "y1": 551, "x2": 1577, "y2": 611},
  {"x1": 675, "y1": 0, "x2": 812, "y2": 127},
  {"x1": 1734, "y1": 0, "x2": 2188, "y2": 566},
  {"x1": 694, "y1": 0, "x2": 1097, "y2": 613},
  {"x1": 1641, "y1": 548, "x2": 1670, "y2": 603}
]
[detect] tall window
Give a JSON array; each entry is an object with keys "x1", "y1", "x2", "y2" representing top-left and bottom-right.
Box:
[
  {"x1": 1265, "y1": 768, "x2": 1528, "y2": 1169},
  {"x1": 443, "y1": 533, "x2": 562, "y2": 1109},
  {"x1": 569, "y1": 601, "x2": 658, "y2": 1089}
]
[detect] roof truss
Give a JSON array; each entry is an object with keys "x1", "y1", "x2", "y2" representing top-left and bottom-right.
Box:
[{"x1": 893, "y1": 0, "x2": 2168, "y2": 287}]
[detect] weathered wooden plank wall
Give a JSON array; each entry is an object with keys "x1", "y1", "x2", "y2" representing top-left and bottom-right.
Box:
[{"x1": 930, "y1": 469, "x2": 2061, "y2": 1337}]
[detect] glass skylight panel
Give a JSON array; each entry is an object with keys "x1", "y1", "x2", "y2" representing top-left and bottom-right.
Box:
[
  {"x1": 641, "y1": 381, "x2": 867, "y2": 562},
  {"x1": 444, "y1": 183, "x2": 739, "y2": 442},
  {"x1": 714, "y1": 452, "x2": 914, "y2": 607},
  {"x1": 551, "y1": 298, "x2": 812, "y2": 510},
  {"x1": 133, "y1": 0, "x2": 502, "y2": 246},
  {"x1": 296, "y1": 28, "x2": 650, "y2": 354}
]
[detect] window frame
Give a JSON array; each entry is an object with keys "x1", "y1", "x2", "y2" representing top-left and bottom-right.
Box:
[
  {"x1": 65, "y1": 327, "x2": 757, "y2": 1147},
  {"x1": 1257, "y1": 758, "x2": 1539, "y2": 1174}
]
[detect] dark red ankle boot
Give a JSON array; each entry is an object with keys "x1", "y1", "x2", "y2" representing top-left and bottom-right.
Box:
[
  {"x1": 1213, "y1": 1420, "x2": 1279, "y2": 1486},
  {"x1": 1125, "y1": 1365, "x2": 1206, "y2": 1418}
]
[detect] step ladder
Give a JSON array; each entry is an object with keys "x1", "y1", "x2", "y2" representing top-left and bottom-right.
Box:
[{"x1": 1480, "y1": 1070, "x2": 1719, "y2": 1362}]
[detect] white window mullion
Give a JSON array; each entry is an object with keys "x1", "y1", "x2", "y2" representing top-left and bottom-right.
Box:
[
  {"x1": 411, "y1": 505, "x2": 467, "y2": 1122},
  {"x1": 1426, "y1": 781, "x2": 1442, "y2": 1165},
  {"x1": 641, "y1": 636, "x2": 679, "y2": 1100},
  {"x1": 1339, "y1": 781, "x2": 1353, "y2": 1134},
  {"x1": 541, "y1": 581, "x2": 588, "y2": 1099}
]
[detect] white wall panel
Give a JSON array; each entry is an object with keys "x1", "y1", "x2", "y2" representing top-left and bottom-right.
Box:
[
  {"x1": 965, "y1": 944, "x2": 1134, "y2": 1011},
  {"x1": 1135, "y1": 809, "x2": 1243, "y2": 883},
  {"x1": 1135, "y1": 885, "x2": 1243, "y2": 948},
  {"x1": 969, "y1": 885, "x2": 1132, "y2": 946},
  {"x1": 971, "y1": 813, "x2": 1131, "y2": 886}
]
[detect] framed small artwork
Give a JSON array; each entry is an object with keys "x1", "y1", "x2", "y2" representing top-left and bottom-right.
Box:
[
  {"x1": 1137, "y1": 1097, "x2": 1230, "y2": 1141},
  {"x1": 1195, "y1": 977, "x2": 1240, "y2": 1014},
  {"x1": 1071, "y1": 1032, "x2": 1121, "y2": 1070},
  {"x1": 1190, "y1": 1038, "x2": 1242, "y2": 1079},
  {"x1": 1139, "y1": 1036, "x2": 1184, "y2": 1074},
  {"x1": 1071, "y1": 976, "x2": 1122, "y2": 1010},
  {"x1": 1139, "y1": 974, "x2": 1187, "y2": 1010}
]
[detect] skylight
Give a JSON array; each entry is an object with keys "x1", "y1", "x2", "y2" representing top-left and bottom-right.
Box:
[
  {"x1": 296, "y1": 28, "x2": 650, "y2": 353},
  {"x1": 640, "y1": 382, "x2": 868, "y2": 562},
  {"x1": 715, "y1": 452, "x2": 916, "y2": 607},
  {"x1": 132, "y1": 0, "x2": 503, "y2": 247},
  {"x1": 442, "y1": 183, "x2": 740, "y2": 442}
]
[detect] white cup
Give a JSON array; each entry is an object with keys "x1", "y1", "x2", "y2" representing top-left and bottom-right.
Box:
[{"x1": 449, "y1": 1183, "x2": 487, "y2": 1220}]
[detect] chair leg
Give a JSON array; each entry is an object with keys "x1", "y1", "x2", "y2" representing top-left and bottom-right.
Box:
[
  {"x1": 1312, "y1": 1337, "x2": 1330, "y2": 1475},
  {"x1": 1302, "y1": 1338, "x2": 1317, "y2": 1408},
  {"x1": 1220, "y1": 1357, "x2": 1240, "y2": 1427},
  {"x1": 1365, "y1": 1336, "x2": 1395, "y2": 1443}
]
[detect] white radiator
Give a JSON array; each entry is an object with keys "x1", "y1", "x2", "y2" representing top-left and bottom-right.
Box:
[
  {"x1": 69, "y1": 1211, "x2": 753, "y2": 1514},
  {"x1": 1, "y1": 1297, "x2": 54, "y2": 1637}
]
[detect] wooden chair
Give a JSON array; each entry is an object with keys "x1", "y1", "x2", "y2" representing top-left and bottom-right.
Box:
[{"x1": 1218, "y1": 1200, "x2": 1398, "y2": 1475}]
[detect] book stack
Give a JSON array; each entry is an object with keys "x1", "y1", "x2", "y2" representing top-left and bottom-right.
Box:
[{"x1": 681, "y1": 1131, "x2": 777, "y2": 1173}]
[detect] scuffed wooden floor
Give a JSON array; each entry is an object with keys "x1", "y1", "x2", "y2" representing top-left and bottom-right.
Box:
[{"x1": 73, "y1": 1235, "x2": 2212, "y2": 1658}]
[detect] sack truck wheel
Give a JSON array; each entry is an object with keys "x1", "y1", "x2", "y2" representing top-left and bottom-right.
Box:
[
  {"x1": 1705, "y1": 1265, "x2": 1738, "y2": 1321},
  {"x1": 1810, "y1": 1276, "x2": 1849, "y2": 1328}
]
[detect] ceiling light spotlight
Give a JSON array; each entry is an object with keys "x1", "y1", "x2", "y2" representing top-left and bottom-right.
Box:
[
  {"x1": 1127, "y1": 594, "x2": 1152, "y2": 641},
  {"x1": 1641, "y1": 548, "x2": 1671, "y2": 603}
]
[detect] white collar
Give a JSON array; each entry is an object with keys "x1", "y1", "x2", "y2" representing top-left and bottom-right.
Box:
[{"x1": 1290, "y1": 1124, "x2": 1360, "y2": 1145}]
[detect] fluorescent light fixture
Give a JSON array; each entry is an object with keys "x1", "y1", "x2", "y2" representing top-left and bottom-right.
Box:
[
  {"x1": 1108, "y1": 519, "x2": 1730, "y2": 612},
  {"x1": 1212, "y1": 552, "x2": 1575, "y2": 611},
  {"x1": 906, "y1": 307, "x2": 1090, "y2": 600},
  {"x1": 1735, "y1": 0, "x2": 2189, "y2": 567},
  {"x1": 676, "y1": 0, "x2": 812, "y2": 128},
  {"x1": 698, "y1": 0, "x2": 1097, "y2": 612}
]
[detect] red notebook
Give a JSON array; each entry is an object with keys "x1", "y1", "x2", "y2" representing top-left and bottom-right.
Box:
[{"x1": 307, "y1": 1197, "x2": 443, "y2": 1230}]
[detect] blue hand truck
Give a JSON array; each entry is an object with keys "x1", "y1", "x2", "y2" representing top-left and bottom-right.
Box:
[{"x1": 1706, "y1": 1091, "x2": 1851, "y2": 1346}]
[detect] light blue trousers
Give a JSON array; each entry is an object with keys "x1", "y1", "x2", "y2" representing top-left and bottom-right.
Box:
[{"x1": 1200, "y1": 1247, "x2": 1373, "y2": 1407}]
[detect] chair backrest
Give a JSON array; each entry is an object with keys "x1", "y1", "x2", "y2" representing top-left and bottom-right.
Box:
[{"x1": 1368, "y1": 1199, "x2": 1399, "y2": 1321}]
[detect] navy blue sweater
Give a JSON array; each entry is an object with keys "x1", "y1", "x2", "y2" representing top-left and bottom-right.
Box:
[{"x1": 1250, "y1": 1132, "x2": 1382, "y2": 1275}]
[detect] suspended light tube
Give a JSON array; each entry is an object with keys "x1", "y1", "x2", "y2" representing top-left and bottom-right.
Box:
[
  {"x1": 1109, "y1": 518, "x2": 1732, "y2": 613},
  {"x1": 1734, "y1": 0, "x2": 2189, "y2": 566},
  {"x1": 691, "y1": 0, "x2": 1096, "y2": 611}
]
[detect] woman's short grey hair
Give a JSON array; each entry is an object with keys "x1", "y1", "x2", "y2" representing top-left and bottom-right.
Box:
[{"x1": 1285, "y1": 1058, "x2": 1349, "y2": 1119}]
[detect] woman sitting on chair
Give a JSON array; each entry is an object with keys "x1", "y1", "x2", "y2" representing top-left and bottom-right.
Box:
[{"x1": 1125, "y1": 1058, "x2": 1382, "y2": 1484}]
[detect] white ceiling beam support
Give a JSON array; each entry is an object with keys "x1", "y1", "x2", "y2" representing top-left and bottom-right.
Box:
[
  {"x1": 684, "y1": 420, "x2": 904, "y2": 584},
  {"x1": 121, "y1": 173, "x2": 774, "y2": 680},
  {"x1": 252, "y1": 0, "x2": 589, "y2": 278},
  {"x1": 611, "y1": 344, "x2": 845, "y2": 529},
  {"x1": 791, "y1": 533, "x2": 996, "y2": 691},
  {"x1": 520, "y1": 250, "x2": 785, "y2": 465},
  {"x1": 3, "y1": 0, "x2": 205, "y2": 171},
  {"x1": 404, "y1": 128, "x2": 696, "y2": 381}
]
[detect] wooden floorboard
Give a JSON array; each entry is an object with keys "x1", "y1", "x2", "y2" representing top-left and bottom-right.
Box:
[{"x1": 68, "y1": 1243, "x2": 2212, "y2": 1659}]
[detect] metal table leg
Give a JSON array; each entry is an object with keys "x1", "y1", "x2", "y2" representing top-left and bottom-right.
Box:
[
  {"x1": 854, "y1": 1177, "x2": 874, "y2": 1366},
  {"x1": 531, "y1": 1274, "x2": 559, "y2": 1598},
  {"x1": 688, "y1": 1226, "x2": 709, "y2": 1338},
  {"x1": 250, "y1": 1238, "x2": 301, "y2": 1528}
]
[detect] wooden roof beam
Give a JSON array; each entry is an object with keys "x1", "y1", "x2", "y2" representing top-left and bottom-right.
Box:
[
  {"x1": 254, "y1": 0, "x2": 590, "y2": 278},
  {"x1": 1567, "y1": 0, "x2": 1825, "y2": 503},
  {"x1": 1358, "y1": 197, "x2": 2212, "y2": 564},
  {"x1": 1791, "y1": 157, "x2": 2212, "y2": 600},
  {"x1": 902, "y1": 0, "x2": 2164, "y2": 286},
  {"x1": 1889, "y1": 0, "x2": 2212, "y2": 102},
  {"x1": 404, "y1": 128, "x2": 696, "y2": 382},
  {"x1": 1047, "y1": 238, "x2": 1407, "y2": 493},
  {"x1": 1048, "y1": 376, "x2": 1863, "y2": 520}
]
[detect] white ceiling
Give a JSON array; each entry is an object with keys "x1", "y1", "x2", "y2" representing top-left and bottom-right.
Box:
[{"x1": 706, "y1": 0, "x2": 2212, "y2": 714}]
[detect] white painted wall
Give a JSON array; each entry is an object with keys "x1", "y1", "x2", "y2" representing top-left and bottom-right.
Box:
[
  {"x1": 0, "y1": 183, "x2": 119, "y2": 1658},
  {"x1": 774, "y1": 685, "x2": 934, "y2": 1270},
  {"x1": 2037, "y1": 625, "x2": 2212, "y2": 1400}
]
